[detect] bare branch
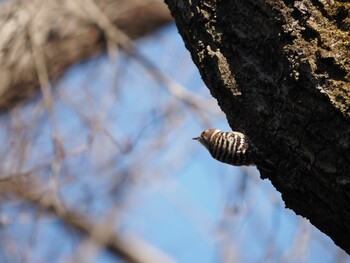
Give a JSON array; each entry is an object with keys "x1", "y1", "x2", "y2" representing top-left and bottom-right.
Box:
[
  {"x1": 0, "y1": 0, "x2": 172, "y2": 110},
  {"x1": 0, "y1": 180, "x2": 176, "y2": 263}
]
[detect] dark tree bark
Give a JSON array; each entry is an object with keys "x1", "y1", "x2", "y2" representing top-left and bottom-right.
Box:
[
  {"x1": 0, "y1": 0, "x2": 172, "y2": 111},
  {"x1": 165, "y1": 0, "x2": 350, "y2": 254}
]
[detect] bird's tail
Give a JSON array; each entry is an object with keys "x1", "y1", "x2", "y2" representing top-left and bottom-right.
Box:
[{"x1": 256, "y1": 159, "x2": 275, "y2": 175}]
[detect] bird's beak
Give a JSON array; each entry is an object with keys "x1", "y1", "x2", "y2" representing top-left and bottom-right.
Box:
[{"x1": 192, "y1": 137, "x2": 198, "y2": 140}]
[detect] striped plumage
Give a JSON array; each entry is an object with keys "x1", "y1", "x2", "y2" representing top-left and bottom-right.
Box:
[{"x1": 193, "y1": 128, "x2": 259, "y2": 166}]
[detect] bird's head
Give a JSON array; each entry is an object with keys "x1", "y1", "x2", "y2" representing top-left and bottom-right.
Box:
[{"x1": 192, "y1": 128, "x2": 221, "y2": 149}]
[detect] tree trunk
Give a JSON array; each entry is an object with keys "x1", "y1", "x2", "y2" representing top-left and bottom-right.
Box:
[
  {"x1": 165, "y1": 0, "x2": 350, "y2": 254},
  {"x1": 0, "y1": 0, "x2": 172, "y2": 111}
]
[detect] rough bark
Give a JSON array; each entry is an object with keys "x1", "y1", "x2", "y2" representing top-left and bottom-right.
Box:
[
  {"x1": 165, "y1": 0, "x2": 350, "y2": 254},
  {"x1": 0, "y1": 0, "x2": 172, "y2": 110}
]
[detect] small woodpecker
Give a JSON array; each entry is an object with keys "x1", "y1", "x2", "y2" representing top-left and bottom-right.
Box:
[{"x1": 193, "y1": 128, "x2": 273, "y2": 172}]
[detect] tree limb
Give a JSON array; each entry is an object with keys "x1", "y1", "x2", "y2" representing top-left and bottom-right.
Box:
[
  {"x1": 0, "y1": 180, "x2": 176, "y2": 263},
  {"x1": 0, "y1": 0, "x2": 172, "y2": 110},
  {"x1": 164, "y1": 0, "x2": 350, "y2": 254}
]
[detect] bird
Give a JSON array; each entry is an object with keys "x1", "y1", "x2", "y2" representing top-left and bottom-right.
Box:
[{"x1": 193, "y1": 128, "x2": 274, "y2": 172}]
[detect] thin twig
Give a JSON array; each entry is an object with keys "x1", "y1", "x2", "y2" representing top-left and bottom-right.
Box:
[{"x1": 76, "y1": 0, "x2": 219, "y2": 126}]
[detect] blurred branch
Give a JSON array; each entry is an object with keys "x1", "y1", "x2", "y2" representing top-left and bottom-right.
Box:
[
  {"x1": 74, "y1": 0, "x2": 216, "y2": 117},
  {"x1": 27, "y1": 6, "x2": 65, "y2": 202},
  {"x1": 0, "y1": 180, "x2": 176, "y2": 263},
  {"x1": 0, "y1": 0, "x2": 172, "y2": 111},
  {"x1": 91, "y1": 4, "x2": 221, "y2": 129}
]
